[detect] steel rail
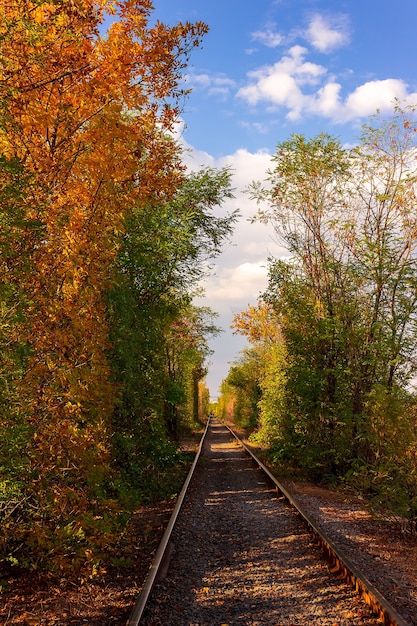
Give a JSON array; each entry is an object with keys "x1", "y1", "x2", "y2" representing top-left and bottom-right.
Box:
[
  {"x1": 126, "y1": 418, "x2": 211, "y2": 626},
  {"x1": 225, "y1": 423, "x2": 410, "y2": 626}
]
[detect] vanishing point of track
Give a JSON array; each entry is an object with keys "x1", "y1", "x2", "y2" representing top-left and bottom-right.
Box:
[{"x1": 127, "y1": 418, "x2": 410, "y2": 626}]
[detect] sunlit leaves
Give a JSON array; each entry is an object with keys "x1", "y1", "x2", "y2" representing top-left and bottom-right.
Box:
[
  {"x1": 236, "y1": 105, "x2": 417, "y2": 481},
  {"x1": 0, "y1": 0, "x2": 211, "y2": 574}
]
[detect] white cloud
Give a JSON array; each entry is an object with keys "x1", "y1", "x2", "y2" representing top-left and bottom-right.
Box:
[
  {"x1": 314, "y1": 81, "x2": 342, "y2": 117},
  {"x1": 186, "y1": 73, "x2": 211, "y2": 88},
  {"x1": 237, "y1": 44, "x2": 417, "y2": 123},
  {"x1": 192, "y1": 148, "x2": 287, "y2": 316},
  {"x1": 309, "y1": 78, "x2": 417, "y2": 122},
  {"x1": 183, "y1": 71, "x2": 236, "y2": 99},
  {"x1": 204, "y1": 262, "x2": 268, "y2": 303},
  {"x1": 208, "y1": 87, "x2": 230, "y2": 100},
  {"x1": 343, "y1": 79, "x2": 409, "y2": 119},
  {"x1": 181, "y1": 144, "x2": 286, "y2": 306},
  {"x1": 240, "y1": 120, "x2": 269, "y2": 134},
  {"x1": 251, "y1": 26, "x2": 283, "y2": 48},
  {"x1": 305, "y1": 13, "x2": 350, "y2": 53},
  {"x1": 237, "y1": 45, "x2": 326, "y2": 116},
  {"x1": 178, "y1": 139, "x2": 291, "y2": 396},
  {"x1": 215, "y1": 147, "x2": 272, "y2": 190}
]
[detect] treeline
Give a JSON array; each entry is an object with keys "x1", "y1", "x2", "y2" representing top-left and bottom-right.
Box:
[
  {"x1": 220, "y1": 105, "x2": 417, "y2": 525},
  {"x1": 0, "y1": 2, "x2": 236, "y2": 576}
]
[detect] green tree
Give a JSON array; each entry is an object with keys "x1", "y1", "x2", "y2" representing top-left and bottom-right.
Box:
[
  {"x1": 223, "y1": 353, "x2": 261, "y2": 429},
  {"x1": 249, "y1": 134, "x2": 358, "y2": 474},
  {"x1": 248, "y1": 106, "x2": 417, "y2": 480},
  {"x1": 107, "y1": 166, "x2": 236, "y2": 493},
  {"x1": 349, "y1": 105, "x2": 417, "y2": 398},
  {"x1": 164, "y1": 304, "x2": 219, "y2": 435},
  {"x1": 0, "y1": 156, "x2": 35, "y2": 539}
]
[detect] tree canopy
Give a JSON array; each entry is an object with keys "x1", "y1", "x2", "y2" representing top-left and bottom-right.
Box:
[
  {"x1": 223, "y1": 105, "x2": 417, "y2": 522},
  {"x1": 0, "y1": 1, "x2": 236, "y2": 576}
]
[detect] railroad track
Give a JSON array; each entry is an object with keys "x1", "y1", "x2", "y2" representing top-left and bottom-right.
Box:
[{"x1": 127, "y1": 418, "x2": 410, "y2": 626}]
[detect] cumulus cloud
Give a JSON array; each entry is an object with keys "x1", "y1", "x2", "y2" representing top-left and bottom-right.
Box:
[
  {"x1": 235, "y1": 11, "x2": 417, "y2": 123},
  {"x1": 182, "y1": 143, "x2": 286, "y2": 394},
  {"x1": 305, "y1": 13, "x2": 350, "y2": 52},
  {"x1": 343, "y1": 79, "x2": 409, "y2": 119},
  {"x1": 204, "y1": 262, "x2": 268, "y2": 303},
  {"x1": 191, "y1": 147, "x2": 286, "y2": 327},
  {"x1": 237, "y1": 44, "x2": 417, "y2": 123},
  {"x1": 310, "y1": 78, "x2": 417, "y2": 122},
  {"x1": 314, "y1": 81, "x2": 342, "y2": 117},
  {"x1": 180, "y1": 144, "x2": 286, "y2": 309},
  {"x1": 214, "y1": 147, "x2": 273, "y2": 198},
  {"x1": 237, "y1": 45, "x2": 327, "y2": 118}
]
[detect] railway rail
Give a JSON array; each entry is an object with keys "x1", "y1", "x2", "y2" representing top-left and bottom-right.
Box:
[{"x1": 127, "y1": 418, "x2": 410, "y2": 625}]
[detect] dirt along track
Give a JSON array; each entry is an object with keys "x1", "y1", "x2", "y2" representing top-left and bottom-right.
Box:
[{"x1": 140, "y1": 418, "x2": 382, "y2": 625}]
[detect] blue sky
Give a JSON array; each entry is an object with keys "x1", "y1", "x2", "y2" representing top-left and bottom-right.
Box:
[
  {"x1": 144, "y1": 1, "x2": 417, "y2": 398},
  {"x1": 155, "y1": 0, "x2": 417, "y2": 157}
]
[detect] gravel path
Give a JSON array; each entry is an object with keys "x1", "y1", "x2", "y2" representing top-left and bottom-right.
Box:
[
  {"x1": 141, "y1": 419, "x2": 381, "y2": 625},
  {"x1": 277, "y1": 477, "x2": 417, "y2": 625}
]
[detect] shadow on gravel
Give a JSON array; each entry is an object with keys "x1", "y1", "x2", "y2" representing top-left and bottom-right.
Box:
[{"x1": 140, "y1": 422, "x2": 381, "y2": 626}]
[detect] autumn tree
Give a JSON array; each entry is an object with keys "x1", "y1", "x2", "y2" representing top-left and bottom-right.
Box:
[
  {"x1": 231, "y1": 300, "x2": 286, "y2": 445},
  {"x1": 217, "y1": 378, "x2": 237, "y2": 423},
  {"x1": 0, "y1": 0, "x2": 209, "y2": 573},
  {"x1": 222, "y1": 352, "x2": 262, "y2": 430},
  {"x1": 198, "y1": 379, "x2": 211, "y2": 422}
]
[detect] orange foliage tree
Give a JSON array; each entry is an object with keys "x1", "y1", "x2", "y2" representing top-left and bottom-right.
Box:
[{"x1": 0, "y1": 0, "x2": 207, "y2": 572}]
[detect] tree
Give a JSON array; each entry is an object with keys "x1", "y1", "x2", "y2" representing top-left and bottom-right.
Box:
[
  {"x1": 247, "y1": 106, "x2": 417, "y2": 480},
  {"x1": 108, "y1": 167, "x2": 236, "y2": 488},
  {"x1": 198, "y1": 379, "x2": 211, "y2": 422},
  {"x1": 222, "y1": 352, "x2": 262, "y2": 430},
  {"x1": 0, "y1": 155, "x2": 35, "y2": 538},
  {"x1": 0, "y1": 0, "x2": 209, "y2": 573},
  {"x1": 249, "y1": 134, "x2": 359, "y2": 474},
  {"x1": 0, "y1": 0, "x2": 208, "y2": 437},
  {"x1": 232, "y1": 300, "x2": 287, "y2": 447},
  {"x1": 164, "y1": 304, "x2": 219, "y2": 435},
  {"x1": 349, "y1": 105, "x2": 417, "y2": 398}
]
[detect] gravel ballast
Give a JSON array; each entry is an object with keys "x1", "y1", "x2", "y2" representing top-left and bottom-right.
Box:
[{"x1": 141, "y1": 419, "x2": 383, "y2": 625}]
